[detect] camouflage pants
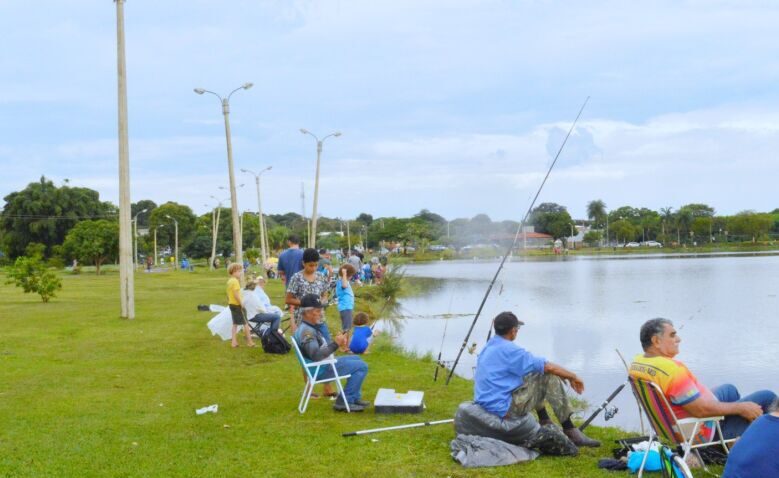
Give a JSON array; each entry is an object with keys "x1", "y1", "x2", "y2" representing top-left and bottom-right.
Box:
[{"x1": 509, "y1": 373, "x2": 574, "y2": 423}]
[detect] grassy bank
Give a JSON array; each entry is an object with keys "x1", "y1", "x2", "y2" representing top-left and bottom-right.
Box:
[{"x1": 1, "y1": 269, "x2": 663, "y2": 477}]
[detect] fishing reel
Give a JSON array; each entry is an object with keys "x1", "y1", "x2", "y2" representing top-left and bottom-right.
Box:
[{"x1": 604, "y1": 406, "x2": 619, "y2": 421}]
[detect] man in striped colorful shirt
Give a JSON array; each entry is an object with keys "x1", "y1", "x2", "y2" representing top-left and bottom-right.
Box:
[{"x1": 629, "y1": 318, "x2": 776, "y2": 441}]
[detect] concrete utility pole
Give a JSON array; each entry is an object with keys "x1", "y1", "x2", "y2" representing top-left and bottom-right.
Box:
[
  {"x1": 115, "y1": 0, "x2": 134, "y2": 319},
  {"x1": 242, "y1": 166, "x2": 272, "y2": 266},
  {"x1": 194, "y1": 83, "x2": 253, "y2": 271},
  {"x1": 166, "y1": 215, "x2": 178, "y2": 270},
  {"x1": 299, "y1": 129, "x2": 341, "y2": 248}
]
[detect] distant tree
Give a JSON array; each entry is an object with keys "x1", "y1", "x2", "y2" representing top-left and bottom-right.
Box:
[
  {"x1": 61, "y1": 220, "x2": 119, "y2": 275},
  {"x1": 727, "y1": 211, "x2": 773, "y2": 242},
  {"x1": 530, "y1": 203, "x2": 574, "y2": 239},
  {"x1": 583, "y1": 230, "x2": 602, "y2": 245},
  {"x1": 267, "y1": 226, "x2": 291, "y2": 251},
  {"x1": 586, "y1": 200, "x2": 607, "y2": 228},
  {"x1": 131, "y1": 199, "x2": 157, "y2": 228},
  {"x1": 356, "y1": 213, "x2": 374, "y2": 226},
  {"x1": 5, "y1": 255, "x2": 62, "y2": 303},
  {"x1": 1, "y1": 176, "x2": 115, "y2": 258},
  {"x1": 659, "y1": 207, "x2": 674, "y2": 238},
  {"x1": 149, "y1": 202, "x2": 197, "y2": 251},
  {"x1": 679, "y1": 203, "x2": 715, "y2": 218}
]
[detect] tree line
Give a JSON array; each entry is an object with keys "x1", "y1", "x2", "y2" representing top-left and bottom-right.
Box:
[{"x1": 2, "y1": 178, "x2": 779, "y2": 271}]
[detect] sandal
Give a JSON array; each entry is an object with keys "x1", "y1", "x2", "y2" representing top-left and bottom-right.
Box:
[
  {"x1": 309, "y1": 393, "x2": 321, "y2": 400},
  {"x1": 324, "y1": 392, "x2": 339, "y2": 398}
]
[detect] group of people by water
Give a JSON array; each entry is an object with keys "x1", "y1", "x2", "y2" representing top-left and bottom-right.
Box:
[
  {"x1": 224, "y1": 235, "x2": 777, "y2": 475},
  {"x1": 459, "y1": 313, "x2": 777, "y2": 475}
]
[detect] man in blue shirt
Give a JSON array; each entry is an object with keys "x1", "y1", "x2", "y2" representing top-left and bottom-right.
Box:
[
  {"x1": 474, "y1": 311, "x2": 600, "y2": 448},
  {"x1": 723, "y1": 398, "x2": 779, "y2": 478},
  {"x1": 277, "y1": 235, "x2": 303, "y2": 287}
]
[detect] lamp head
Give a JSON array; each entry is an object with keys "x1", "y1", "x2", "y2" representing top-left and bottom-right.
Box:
[
  {"x1": 300, "y1": 128, "x2": 309, "y2": 135},
  {"x1": 334, "y1": 131, "x2": 342, "y2": 137},
  {"x1": 240, "y1": 168, "x2": 249, "y2": 173},
  {"x1": 194, "y1": 88, "x2": 206, "y2": 95},
  {"x1": 242, "y1": 82, "x2": 253, "y2": 90},
  {"x1": 140, "y1": 208, "x2": 148, "y2": 214}
]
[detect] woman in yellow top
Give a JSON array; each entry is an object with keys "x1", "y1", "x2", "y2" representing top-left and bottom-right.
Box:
[{"x1": 227, "y1": 263, "x2": 256, "y2": 348}]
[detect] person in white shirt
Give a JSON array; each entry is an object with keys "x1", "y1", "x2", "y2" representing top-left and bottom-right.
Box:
[{"x1": 242, "y1": 279, "x2": 281, "y2": 332}]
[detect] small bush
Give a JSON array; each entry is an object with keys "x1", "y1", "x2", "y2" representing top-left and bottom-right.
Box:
[{"x1": 5, "y1": 256, "x2": 62, "y2": 303}]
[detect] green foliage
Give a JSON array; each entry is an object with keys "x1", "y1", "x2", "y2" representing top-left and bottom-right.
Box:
[
  {"x1": 1, "y1": 176, "x2": 114, "y2": 258},
  {"x1": 149, "y1": 202, "x2": 197, "y2": 251},
  {"x1": 24, "y1": 242, "x2": 46, "y2": 259},
  {"x1": 267, "y1": 225, "x2": 290, "y2": 251},
  {"x1": 583, "y1": 230, "x2": 602, "y2": 244},
  {"x1": 61, "y1": 220, "x2": 119, "y2": 275},
  {"x1": 531, "y1": 203, "x2": 575, "y2": 239},
  {"x1": 586, "y1": 199, "x2": 607, "y2": 228},
  {"x1": 727, "y1": 211, "x2": 773, "y2": 241},
  {"x1": 374, "y1": 265, "x2": 405, "y2": 300},
  {"x1": 5, "y1": 255, "x2": 62, "y2": 302},
  {"x1": 131, "y1": 199, "x2": 156, "y2": 228}
]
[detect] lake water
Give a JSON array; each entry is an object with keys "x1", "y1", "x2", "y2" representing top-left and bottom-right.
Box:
[{"x1": 376, "y1": 253, "x2": 779, "y2": 431}]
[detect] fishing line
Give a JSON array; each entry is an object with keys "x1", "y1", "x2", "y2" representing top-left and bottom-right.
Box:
[
  {"x1": 446, "y1": 97, "x2": 590, "y2": 385},
  {"x1": 434, "y1": 294, "x2": 455, "y2": 381}
]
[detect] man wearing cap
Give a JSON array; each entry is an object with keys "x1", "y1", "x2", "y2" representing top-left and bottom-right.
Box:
[
  {"x1": 293, "y1": 294, "x2": 370, "y2": 412},
  {"x1": 474, "y1": 311, "x2": 600, "y2": 448}
]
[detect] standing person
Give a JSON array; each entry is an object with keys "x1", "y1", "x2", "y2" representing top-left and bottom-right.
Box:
[
  {"x1": 335, "y1": 264, "x2": 357, "y2": 352},
  {"x1": 226, "y1": 263, "x2": 255, "y2": 348},
  {"x1": 277, "y1": 235, "x2": 303, "y2": 287},
  {"x1": 145, "y1": 255, "x2": 152, "y2": 272},
  {"x1": 285, "y1": 248, "x2": 330, "y2": 334},
  {"x1": 347, "y1": 251, "x2": 362, "y2": 281},
  {"x1": 362, "y1": 262, "x2": 373, "y2": 285}
]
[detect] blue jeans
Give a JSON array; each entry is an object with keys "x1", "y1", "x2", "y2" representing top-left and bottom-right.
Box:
[
  {"x1": 249, "y1": 313, "x2": 281, "y2": 332},
  {"x1": 319, "y1": 356, "x2": 368, "y2": 404},
  {"x1": 713, "y1": 384, "x2": 777, "y2": 439}
]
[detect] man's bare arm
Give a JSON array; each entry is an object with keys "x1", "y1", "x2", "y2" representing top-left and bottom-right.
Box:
[
  {"x1": 683, "y1": 397, "x2": 762, "y2": 421},
  {"x1": 544, "y1": 361, "x2": 584, "y2": 394}
]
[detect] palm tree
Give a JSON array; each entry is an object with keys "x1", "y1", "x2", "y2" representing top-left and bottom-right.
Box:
[
  {"x1": 660, "y1": 207, "x2": 673, "y2": 239},
  {"x1": 586, "y1": 200, "x2": 607, "y2": 228}
]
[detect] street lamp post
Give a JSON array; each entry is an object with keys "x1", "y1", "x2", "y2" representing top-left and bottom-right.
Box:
[
  {"x1": 194, "y1": 83, "x2": 253, "y2": 273},
  {"x1": 209, "y1": 194, "x2": 230, "y2": 270},
  {"x1": 241, "y1": 166, "x2": 272, "y2": 266},
  {"x1": 132, "y1": 208, "x2": 148, "y2": 270},
  {"x1": 299, "y1": 129, "x2": 341, "y2": 248},
  {"x1": 153, "y1": 224, "x2": 165, "y2": 266},
  {"x1": 166, "y1": 215, "x2": 178, "y2": 270},
  {"x1": 115, "y1": 0, "x2": 134, "y2": 319}
]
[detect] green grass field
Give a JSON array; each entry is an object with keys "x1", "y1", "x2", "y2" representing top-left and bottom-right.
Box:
[{"x1": 0, "y1": 268, "x2": 662, "y2": 477}]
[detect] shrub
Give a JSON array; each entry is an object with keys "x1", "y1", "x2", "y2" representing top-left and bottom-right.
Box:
[{"x1": 5, "y1": 255, "x2": 62, "y2": 303}]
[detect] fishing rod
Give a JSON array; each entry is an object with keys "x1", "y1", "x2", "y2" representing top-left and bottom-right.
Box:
[
  {"x1": 370, "y1": 296, "x2": 393, "y2": 332},
  {"x1": 446, "y1": 97, "x2": 590, "y2": 384},
  {"x1": 342, "y1": 419, "x2": 454, "y2": 437},
  {"x1": 434, "y1": 294, "x2": 455, "y2": 381}
]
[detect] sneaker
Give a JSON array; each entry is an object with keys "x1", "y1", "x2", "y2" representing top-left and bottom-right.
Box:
[
  {"x1": 354, "y1": 399, "x2": 371, "y2": 407},
  {"x1": 333, "y1": 400, "x2": 365, "y2": 412}
]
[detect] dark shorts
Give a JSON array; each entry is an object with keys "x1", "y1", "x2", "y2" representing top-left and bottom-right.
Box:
[
  {"x1": 339, "y1": 309, "x2": 353, "y2": 331},
  {"x1": 229, "y1": 304, "x2": 246, "y2": 325}
]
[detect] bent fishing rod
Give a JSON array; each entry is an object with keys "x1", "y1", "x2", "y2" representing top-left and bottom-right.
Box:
[{"x1": 445, "y1": 97, "x2": 590, "y2": 385}]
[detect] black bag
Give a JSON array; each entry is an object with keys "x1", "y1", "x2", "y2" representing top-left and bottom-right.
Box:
[{"x1": 261, "y1": 328, "x2": 291, "y2": 354}]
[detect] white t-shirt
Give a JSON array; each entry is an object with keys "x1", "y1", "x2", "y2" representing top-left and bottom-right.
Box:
[{"x1": 241, "y1": 290, "x2": 266, "y2": 319}]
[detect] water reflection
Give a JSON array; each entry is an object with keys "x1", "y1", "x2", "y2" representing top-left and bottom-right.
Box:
[{"x1": 376, "y1": 254, "x2": 779, "y2": 431}]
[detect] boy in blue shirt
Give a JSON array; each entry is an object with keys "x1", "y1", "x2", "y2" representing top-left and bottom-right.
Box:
[
  {"x1": 336, "y1": 264, "x2": 356, "y2": 351},
  {"x1": 349, "y1": 312, "x2": 373, "y2": 354}
]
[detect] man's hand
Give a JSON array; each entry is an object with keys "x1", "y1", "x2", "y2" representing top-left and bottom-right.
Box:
[
  {"x1": 739, "y1": 401, "x2": 763, "y2": 422},
  {"x1": 568, "y1": 375, "x2": 585, "y2": 394},
  {"x1": 334, "y1": 333, "x2": 348, "y2": 348}
]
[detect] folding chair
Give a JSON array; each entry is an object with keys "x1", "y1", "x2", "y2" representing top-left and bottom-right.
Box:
[
  {"x1": 628, "y1": 376, "x2": 736, "y2": 477},
  {"x1": 291, "y1": 336, "x2": 351, "y2": 413}
]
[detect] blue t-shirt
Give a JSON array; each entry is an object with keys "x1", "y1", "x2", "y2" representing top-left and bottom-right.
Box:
[
  {"x1": 474, "y1": 336, "x2": 546, "y2": 417},
  {"x1": 362, "y1": 264, "x2": 373, "y2": 280},
  {"x1": 349, "y1": 326, "x2": 373, "y2": 354},
  {"x1": 723, "y1": 414, "x2": 779, "y2": 478},
  {"x1": 335, "y1": 280, "x2": 354, "y2": 312},
  {"x1": 277, "y1": 248, "x2": 303, "y2": 286}
]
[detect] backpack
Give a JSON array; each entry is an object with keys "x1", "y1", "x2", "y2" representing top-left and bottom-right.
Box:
[{"x1": 261, "y1": 328, "x2": 291, "y2": 354}]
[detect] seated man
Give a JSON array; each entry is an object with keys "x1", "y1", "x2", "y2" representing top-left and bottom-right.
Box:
[
  {"x1": 242, "y1": 280, "x2": 281, "y2": 332},
  {"x1": 293, "y1": 294, "x2": 369, "y2": 412},
  {"x1": 629, "y1": 318, "x2": 776, "y2": 442},
  {"x1": 473, "y1": 311, "x2": 600, "y2": 449},
  {"x1": 723, "y1": 398, "x2": 779, "y2": 478}
]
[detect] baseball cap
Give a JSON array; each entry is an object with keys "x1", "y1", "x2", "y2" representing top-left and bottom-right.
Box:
[
  {"x1": 493, "y1": 311, "x2": 525, "y2": 335},
  {"x1": 300, "y1": 294, "x2": 324, "y2": 309}
]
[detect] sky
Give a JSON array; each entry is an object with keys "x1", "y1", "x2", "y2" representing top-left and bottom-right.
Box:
[{"x1": 2, "y1": 0, "x2": 779, "y2": 221}]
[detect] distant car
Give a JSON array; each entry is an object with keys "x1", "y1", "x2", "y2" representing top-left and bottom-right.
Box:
[
  {"x1": 644, "y1": 241, "x2": 663, "y2": 248},
  {"x1": 428, "y1": 245, "x2": 447, "y2": 251},
  {"x1": 624, "y1": 242, "x2": 640, "y2": 248}
]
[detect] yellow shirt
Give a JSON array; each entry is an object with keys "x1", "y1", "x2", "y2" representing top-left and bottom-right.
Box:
[{"x1": 226, "y1": 277, "x2": 241, "y2": 305}]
